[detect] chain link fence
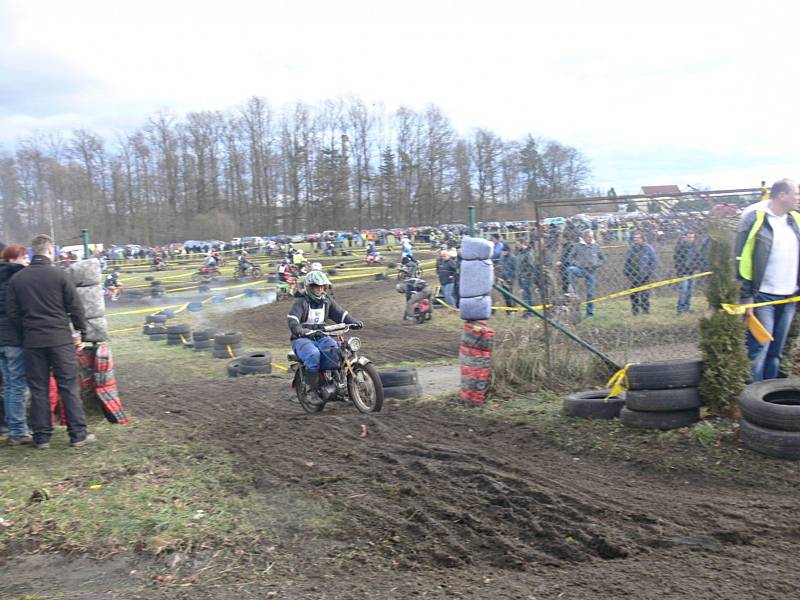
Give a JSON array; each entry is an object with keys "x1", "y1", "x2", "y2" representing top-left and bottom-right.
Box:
[{"x1": 498, "y1": 188, "x2": 765, "y2": 372}]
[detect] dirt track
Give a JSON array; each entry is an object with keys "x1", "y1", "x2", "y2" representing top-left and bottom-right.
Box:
[{"x1": 102, "y1": 281, "x2": 800, "y2": 599}]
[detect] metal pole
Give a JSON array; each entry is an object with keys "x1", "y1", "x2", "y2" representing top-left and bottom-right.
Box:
[
  {"x1": 533, "y1": 201, "x2": 553, "y2": 388},
  {"x1": 81, "y1": 229, "x2": 90, "y2": 260},
  {"x1": 492, "y1": 283, "x2": 620, "y2": 371},
  {"x1": 467, "y1": 205, "x2": 476, "y2": 237}
]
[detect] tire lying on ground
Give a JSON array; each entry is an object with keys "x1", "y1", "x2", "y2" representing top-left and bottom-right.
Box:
[
  {"x1": 192, "y1": 330, "x2": 214, "y2": 342},
  {"x1": 144, "y1": 276, "x2": 154, "y2": 281},
  {"x1": 215, "y1": 332, "x2": 243, "y2": 345},
  {"x1": 240, "y1": 351, "x2": 272, "y2": 367},
  {"x1": 213, "y1": 345, "x2": 242, "y2": 359},
  {"x1": 148, "y1": 333, "x2": 168, "y2": 341},
  {"x1": 193, "y1": 340, "x2": 213, "y2": 351},
  {"x1": 562, "y1": 389, "x2": 625, "y2": 419},
  {"x1": 238, "y1": 363, "x2": 272, "y2": 375},
  {"x1": 739, "y1": 418, "x2": 800, "y2": 460},
  {"x1": 187, "y1": 301, "x2": 204, "y2": 312},
  {"x1": 626, "y1": 358, "x2": 703, "y2": 390},
  {"x1": 740, "y1": 379, "x2": 800, "y2": 431},
  {"x1": 226, "y1": 359, "x2": 242, "y2": 377},
  {"x1": 624, "y1": 387, "x2": 703, "y2": 412},
  {"x1": 143, "y1": 325, "x2": 167, "y2": 335},
  {"x1": 166, "y1": 324, "x2": 192, "y2": 335},
  {"x1": 379, "y1": 368, "x2": 418, "y2": 388},
  {"x1": 145, "y1": 314, "x2": 168, "y2": 324},
  {"x1": 620, "y1": 406, "x2": 700, "y2": 430},
  {"x1": 383, "y1": 383, "x2": 424, "y2": 400}
]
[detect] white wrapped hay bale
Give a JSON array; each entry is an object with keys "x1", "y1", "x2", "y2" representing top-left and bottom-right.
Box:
[
  {"x1": 67, "y1": 258, "x2": 102, "y2": 287},
  {"x1": 76, "y1": 285, "x2": 105, "y2": 319}
]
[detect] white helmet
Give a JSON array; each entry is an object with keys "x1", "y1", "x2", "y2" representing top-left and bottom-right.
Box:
[{"x1": 311, "y1": 262, "x2": 322, "y2": 271}]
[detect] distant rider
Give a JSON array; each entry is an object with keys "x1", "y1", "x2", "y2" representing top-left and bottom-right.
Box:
[
  {"x1": 237, "y1": 250, "x2": 255, "y2": 274},
  {"x1": 103, "y1": 268, "x2": 123, "y2": 301},
  {"x1": 287, "y1": 271, "x2": 362, "y2": 396}
]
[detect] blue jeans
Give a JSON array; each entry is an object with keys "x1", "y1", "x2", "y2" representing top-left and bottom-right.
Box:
[
  {"x1": 677, "y1": 278, "x2": 695, "y2": 313},
  {"x1": 441, "y1": 283, "x2": 457, "y2": 307},
  {"x1": 292, "y1": 336, "x2": 341, "y2": 372},
  {"x1": 746, "y1": 292, "x2": 797, "y2": 381},
  {"x1": 566, "y1": 266, "x2": 597, "y2": 316},
  {"x1": 0, "y1": 345, "x2": 29, "y2": 436}
]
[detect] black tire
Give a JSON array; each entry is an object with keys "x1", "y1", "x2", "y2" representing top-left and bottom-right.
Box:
[
  {"x1": 240, "y1": 352, "x2": 273, "y2": 367},
  {"x1": 213, "y1": 346, "x2": 242, "y2": 359},
  {"x1": 149, "y1": 333, "x2": 167, "y2": 341},
  {"x1": 226, "y1": 360, "x2": 242, "y2": 378},
  {"x1": 328, "y1": 269, "x2": 338, "y2": 276},
  {"x1": 150, "y1": 280, "x2": 162, "y2": 287},
  {"x1": 215, "y1": 332, "x2": 242, "y2": 345},
  {"x1": 166, "y1": 324, "x2": 192, "y2": 335},
  {"x1": 238, "y1": 363, "x2": 273, "y2": 375},
  {"x1": 375, "y1": 273, "x2": 387, "y2": 281},
  {"x1": 562, "y1": 389, "x2": 625, "y2": 419},
  {"x1": 144, "y1": 325, "x2": 167, "y2": 335},
  {"x1": 625, "y1": 387, "x2": 703, "y2": 412},
  {"x1": 166, "y1": 335, "x2": 184, "y2": 345},
  {"x1": 145, "y1": 315, "x2": 167, "y2": 324},
  {"x1": 144, "y1": 276, "x2": 154, "y2": 281},
  {"x1": 295, "y1": 370, "x2": 325, "y2": 414},
  {"x1": 740, "y1": 418, "x2": 800, "y2": 460},
  {"x1": 383, "y1": 383, "x2": 424, "y2": 400},
  {"x1": 159, "y1": 309, "x2": 176, "y2": 319},
  {"x1": 349, "y1": 363, "x2": 384, "y2": 413},
  {"x1": 626, "y1": 359, "x2": 703, "y2": 391},
  {"x1": 187, "y1": 302, "x2": 204, "y2": 312},
  {"x1": 379, "y1": 368, "x2": 418, "y2": 387},
  {"x1": 193, "y1": 340, "x2": 213, "y2": 351},
  {"x1": 192, "y1": 330, "x2": 213, "y2": 342},
  {"x1": 620, "y1": 406, "x2": 700, "y2": 430},
  {"x1": 386, "y1": 262, "x2": 397, "y2": 269},
  {"x1": 741, "y1": 380, "x2": 800, "y2": 432}
]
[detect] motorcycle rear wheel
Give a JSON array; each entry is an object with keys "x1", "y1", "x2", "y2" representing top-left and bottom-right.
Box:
[{"x1": 348, "y1": 363, "x2": 384, "y2": 413}]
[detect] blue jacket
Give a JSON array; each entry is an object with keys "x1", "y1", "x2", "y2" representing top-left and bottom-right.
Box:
[{"x1": 624, "y1": 243, "x2": 657, "y2": 281}]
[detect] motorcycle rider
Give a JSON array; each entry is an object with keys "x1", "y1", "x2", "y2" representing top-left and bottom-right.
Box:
[
  {"x1": 151, "y1": 253, "x2": 165, "y2": 270},
  {"x1": 287, "y1": 271, "x2": 362, "y2": 397},
  {"x1": 398, "y1": 277, "x2": 433, "y2": 321},
  {"x1": 103, "y1": 268, "x2": 123, "y2": 301},
  {"x1": 236, "y1": 249, "x2": 256, "y2": 275}
]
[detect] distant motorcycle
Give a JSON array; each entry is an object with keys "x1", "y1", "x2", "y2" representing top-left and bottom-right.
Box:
[
  {"x1": 191, "y1": 265, "x2": 220, "y2": 283},
  {"x1": 396, "y1": 260, "x2": 422, "y2": 281},
  {"x1": 289, "y1": 323, "x2": 383, "y2": 414},
  {"x1": 233, "y1": 263, "x2": 263, "y2": 279}
]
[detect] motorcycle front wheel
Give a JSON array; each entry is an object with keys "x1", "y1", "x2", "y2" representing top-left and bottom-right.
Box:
[
  {"x1": 296, "y1": 370, "x2": 325, "y2": 413},
  {"x1": 348, "y1": 363, "x2": 384, "y2": 413}
]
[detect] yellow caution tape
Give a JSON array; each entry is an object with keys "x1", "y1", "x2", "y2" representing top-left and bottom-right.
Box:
[
  {"x1": 605, "y1": 363, "x2": 631, "y2": 399},
  {"x1": 227, "y1": 344, "x2": 236, "y2": 358},
  {"x1": 271, "y1": 362, "x2": 289, "y2": 371},
  {"x1": 584, "y1": 271, "x2": 712, "y2": 306},
  {"x1": 721, "y1": 294, "x2": 800, "y2": 315}
]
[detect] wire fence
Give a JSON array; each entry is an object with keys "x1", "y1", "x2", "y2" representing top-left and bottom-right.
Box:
[{"x1": 497, "y1": 187, "x2": 764, "y2": 369}]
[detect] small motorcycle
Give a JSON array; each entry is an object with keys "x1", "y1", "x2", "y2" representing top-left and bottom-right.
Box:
[
  {"x1": 191, "y1": 265, "x2": 220, "y2": 283},
  {"x1": 289, "y1": 323, "x2": 383, "y2": 414},
  {"x1": 366, "y1": 253, "x2": 383, "y2": 265},
  {"x1": 149, "y1": 262, "x2": 169, "y2": 272},
  {"x1": 233, "y1": 263, "x2": 263, "y2": 279},
  {"x1": 396, "y1": 260, "x2": 422, "y2": 281}
]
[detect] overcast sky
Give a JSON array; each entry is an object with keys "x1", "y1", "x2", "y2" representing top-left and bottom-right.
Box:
[{"x1": 1, "y1": 0, "x2": 797, "y2": 193}]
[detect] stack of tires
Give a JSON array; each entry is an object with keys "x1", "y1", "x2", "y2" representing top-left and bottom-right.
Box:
[
  {"x1": 150, "y1": 280, "x2": 165, "y2": 298},
  {"x1": 143, "y1": 314, "x2": 168, "y2": 341},
  {"x1": 191, "y1": 329, "x2": 215, "y2": 352},
  {"x1": 166, "y1": 324, "x2": 192, "y2": 346},
  {"x1": 740, "y1": 380, "x2": 800, "y2": 460},
  {"x1": 379, "y1": 368, "x2": 423, "y2": 399},
  {"x1": 213, "y1": 332, "x2": 243, "y2": 359},
  {"x1": 67, "y1": 259, "x2": 108, "y2": 343},
  {"x1": 562, "y1": 389, "x2": 625, "y2": 419},
  {"x1": 226, "y1": 352, "x2": 273, "y2": 377},
  {"x1": 620, "y1": 358, "x2": 703, "y2": 430}
]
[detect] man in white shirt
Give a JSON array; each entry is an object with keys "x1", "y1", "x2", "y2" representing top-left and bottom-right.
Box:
[{"x1": 735, "y1": 179, "x2": 800, "y2": 380}]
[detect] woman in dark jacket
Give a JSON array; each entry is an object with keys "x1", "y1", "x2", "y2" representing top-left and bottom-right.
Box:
[{"x1": 0, "y1": 244, "x2": 31, "y2": 444}]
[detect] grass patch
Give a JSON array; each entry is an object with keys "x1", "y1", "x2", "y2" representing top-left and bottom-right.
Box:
[{"x1": 0, "y1": 418, "x2": 314, "y2": 558}]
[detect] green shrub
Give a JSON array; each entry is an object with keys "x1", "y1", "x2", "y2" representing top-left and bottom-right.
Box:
[{"x1": 699, "y1": 219, "x2": 749, "y2": 417}]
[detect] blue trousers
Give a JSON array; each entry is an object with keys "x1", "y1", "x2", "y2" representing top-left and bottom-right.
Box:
[
  {"x1": 746, "y1": 291, "x2": 797, "y2": 381},
  {"x1": 441, "y1": 283, "x2": 457, "y2": 307},
  {"x1": 566, "y1": 266, "x2": 597, "y2": 316},
  {"x1": 292, "y1": 336, "x2": 341, "y2": 372},
  {"x1": 0, "y1": 345, "x2": 29, "y2": 436},
  {"x1": 677, "y1": 278, "x2": 695, "y2": 313}
]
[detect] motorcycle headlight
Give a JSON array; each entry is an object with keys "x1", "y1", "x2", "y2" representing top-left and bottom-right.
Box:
[{"x1": 347, "y1": 337, "x2": 362, "y2": 352}]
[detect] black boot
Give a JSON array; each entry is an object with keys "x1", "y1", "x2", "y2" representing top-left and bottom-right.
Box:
[{"x1": 306, "y1": 370, "x2": 321, "y2": 394}]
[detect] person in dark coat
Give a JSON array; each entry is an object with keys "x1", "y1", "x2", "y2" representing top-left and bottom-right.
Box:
[
  {"x1": 435, "y1": 249, "x2": 458, "y2": 307},
  {"x1": 674, "y1": 231, "x2": 703, "y2": 314},
  {"x1": 623, "y1": 231, "x2": 658, "y2": 315},
  {"x1": 0, "y1": 244, "x2": 31, "y2": 444},
  {"x1": 496, "y1": 246, "x2": 518, "y2": 316},
  {"x1": 6, "y1": 234, "x2": 95, "y2": 449}
]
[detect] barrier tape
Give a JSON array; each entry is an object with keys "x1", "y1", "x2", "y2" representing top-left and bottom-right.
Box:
[
  {"x1": 721, "y1": 294, "x2": 800, "y2": 315},
  {"x1": 605, "y1": 363, "x2": 631, "y2": 399},
  {"x1": 227, "y1": 344, "x2": 236, "y2": 358},
  {"x1": 180, "y1": 334, "x2": 189, "y2": 344},
  {"x1": 583, "y1": 271, "x2": 712, "y2": 307}
]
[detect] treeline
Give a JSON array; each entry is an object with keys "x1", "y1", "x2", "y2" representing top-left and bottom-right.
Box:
[{"x1": 0, "y1": 97, "x2": 590, "y2": 245}]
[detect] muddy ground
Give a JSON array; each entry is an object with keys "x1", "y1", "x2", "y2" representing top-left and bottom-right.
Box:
[{"x1": 4, "y1": 279, "x2": 800, "y2": 599}]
